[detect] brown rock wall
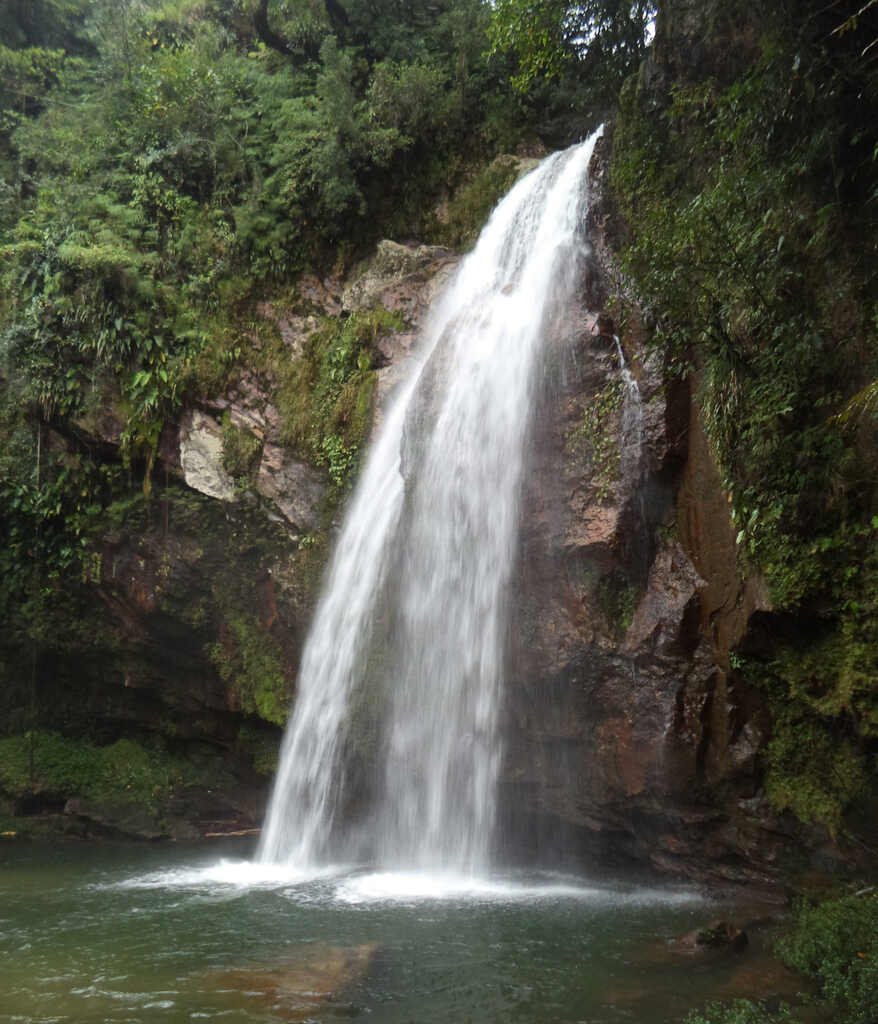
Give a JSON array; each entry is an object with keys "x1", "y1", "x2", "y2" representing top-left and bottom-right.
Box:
[{"x1": 497, "y1": 140, "x2": 790, "y2": 889}]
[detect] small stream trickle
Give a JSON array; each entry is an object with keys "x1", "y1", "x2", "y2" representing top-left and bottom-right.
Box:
[{"x1": 614, "y1": 335, "x2": 644, "y2": 487}]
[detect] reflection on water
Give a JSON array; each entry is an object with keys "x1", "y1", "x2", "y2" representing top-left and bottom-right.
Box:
[{"x1": 0, "y1": 841, "x2": 787, "y2": 1024}]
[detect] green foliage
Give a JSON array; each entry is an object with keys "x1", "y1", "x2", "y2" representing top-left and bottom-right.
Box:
[
  {"x1": 762, "y1": 708, "x2": 867, "y2": 834},
  {"x1": 0, "y1": 731, "x2": 193, "y2": 806},
  {"x1": 0, "y1": 44, "x2": 73, "y2": 139},
  {"x1": 685, "y1": 1001, "x2": 798, "y2": 1024},
  {"x1": 208, "y1": 611, "x2": 291, "y2": 726},
  {"x1": 263, "y1": 36, "x2": 404, "y2": 231},
  {"x1": 432, "y1": 154, "x2": 528, "y2": 249},
  {"x1": 777, "y1": 892, "x2": 878, "y2": 1024},
  {"x1": 613, "y1": 13, "x2": 878, "y2": 607},
  {"x1": 273, "y1": 307, "x2": 399, "y2": 489},
  {"x1": 565, "y1": 375, "x2": 623, "y2": 501},
  {"x1": 221, "y1": 410, "x2": 263, "y2": 482},
  {"x1": 487, "y1": 0, "x2": 653, "y2": 108},
  {"x1": 596, "y1": 572, "x2": 638, "y2": 638},
  {"x1": 236, "y1": 722, "x2": 281, "y2": 776},
  {"x1": 612, "y1": 0, "x2": 878, "y2": 834},
  {"x1": 488, "y1": 0, "x2": 573, "y2": 88},
  {"x1": 0, "y1": 387, "x2": 130, "y2": 623},
  {"x1": 737, "y1": 540, "x2": 878, "y2": 830}
]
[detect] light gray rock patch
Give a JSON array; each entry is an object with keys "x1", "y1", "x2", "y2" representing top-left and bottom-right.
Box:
[{"x1": 179, "y1": 410, "x2": 236, "y2": 502}]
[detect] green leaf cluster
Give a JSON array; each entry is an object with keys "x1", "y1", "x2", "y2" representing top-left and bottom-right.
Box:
[
  {"x1": 612, "y1": 0, "x2": 878, "y2": 831},
  {"x1": 273, "y1": 307, "x2": 401, "y2": 489},
  {"x1": 0, "y1": 731, "x2": 194, "y2": 808},
  {"x1": 777, "y1": 891, "x2": 878, "y2": 1023},
  {"x1": 685, "y1": 890, "x2": 878, "y2": 1024},
  {"x1": 487, "y1": 0, "x2": 654, "y2": 117}
]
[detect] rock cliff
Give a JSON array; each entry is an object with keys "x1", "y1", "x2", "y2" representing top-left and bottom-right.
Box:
[
  {"x1": 2, "y1": 145, "x2": 858, "y2": 882},
  {"x1": 0, "y1": 242, "x2": 460, "y2": 841},
  {"x1": 497, "y1": 135, "x2": 855, "y2": 890}
]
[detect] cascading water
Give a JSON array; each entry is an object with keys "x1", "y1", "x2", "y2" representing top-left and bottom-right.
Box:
[
  {"x1": 614, "y1": 336, "x2": 644, "y2": 487},
  {"x1": 258, "y1": 128, "x2": 604, "y2": 872}
]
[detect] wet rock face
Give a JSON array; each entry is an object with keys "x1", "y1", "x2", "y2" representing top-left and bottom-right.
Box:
[
  {"x1": 342, "y1": 240, "x2": 458, "y2": 323},
  {"x1": 256, "y1": 445, "x2": 325, "y2": 532},
  {"x1": 497, "y1": 141, "x2": 786, "y2": 889}
]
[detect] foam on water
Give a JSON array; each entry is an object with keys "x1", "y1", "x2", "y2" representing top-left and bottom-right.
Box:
[
  {"x1": 333, "y1": 871, "x2": 703, "y2": 906},
  {"x1": 106, "y1": 858, "x2": 343, "y2": 891},
  {"x1": 334, "y1": 871, "x2": 601, "y2": 904},
  {"x1": 108, "y1": 862, "x2": 703, "y2": 910}
]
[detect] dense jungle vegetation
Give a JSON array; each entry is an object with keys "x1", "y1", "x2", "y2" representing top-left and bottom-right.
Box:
[
  {"x1": 0, "y1": 0, "x2": 616, "y2": 760},
  {"x1": 610, "y1": 0, "x2": 878, "y2": 838},
  {"x1": 1, "y1": 2, "x2": 877, "y2": 1019}
]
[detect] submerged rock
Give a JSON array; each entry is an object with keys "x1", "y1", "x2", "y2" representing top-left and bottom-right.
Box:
[
  {"x1": 205, "y1": 943, "x2": 378, "y2": 1020},
  {"x1": 675, "y1": 920, "x2": 749, "y2": 954}
]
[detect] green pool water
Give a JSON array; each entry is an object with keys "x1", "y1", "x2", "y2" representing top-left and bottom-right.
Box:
[{"x1": 0, "y1": 840, "x2": 794, "y2": 1023}]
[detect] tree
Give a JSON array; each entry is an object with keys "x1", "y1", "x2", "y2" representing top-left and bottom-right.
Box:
[{"x1": 487, "y1": 0, "x2": 655, "y2": 94}]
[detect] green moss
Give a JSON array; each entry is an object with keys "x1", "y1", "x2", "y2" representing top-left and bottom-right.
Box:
[
  {"x1": 208, "y1": 611, "x2": 291, "y2": 727},
  {"x1": 270, "y1": 307, "x2": 401, "y2": 493},
  {"x1": 220, "y1": 410, "x2": 263, "y2": 483},
  {"x1": 0, "y1": 732, "x2": 193, "y2": 807},
  {"x1": 762, "y1": 710, "x2": 867, "y2": 835},
  {"x1": 236, "y1": 723, "x2": 281, "y2": 777},
  {"x1": 430, "y1": 156, "x2": 526, "y2": 249},
  {"x1": 565, "y1": 377, "x2": 624, "y2": 501},
  {"x1": 596, "y1": 573, "x2": 639, "y2": 640},
  {"x1": 737, "y1": 543, "x2": 878, "y2": 832}
]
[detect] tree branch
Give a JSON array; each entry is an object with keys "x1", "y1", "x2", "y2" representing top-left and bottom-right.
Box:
[{"x1": 253, "y1": 0, "x2": 292, "y2": 56}]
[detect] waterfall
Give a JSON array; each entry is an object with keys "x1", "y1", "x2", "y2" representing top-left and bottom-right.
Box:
[
  {"x1": 258, "y1": 128, "x2": 603, "y2": 872},
  {"x1": 614, "y1": 336, "x2": 643, "y2": 487}
]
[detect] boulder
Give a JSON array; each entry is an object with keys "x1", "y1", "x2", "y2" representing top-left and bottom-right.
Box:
[
  {"x1": 675, "y1": 920, "x2": 749, "y2": 954},
  {"x1": 342, "y1": 240, "x2": 458, "y2": 325},
  {"x1": 179, "y1": 410, "x2": 236, "y2": 502},
  {"x1": 256, "y1": 444, "x2": 326, "y2": 532}
]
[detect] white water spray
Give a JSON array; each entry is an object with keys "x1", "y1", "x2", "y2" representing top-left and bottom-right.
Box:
[
  {"x1": 614, "y1": 336, "x2": 643, "y2": 486},
  {"x1": 259, "y1": 129, "x2": 604, "y2": 871}
]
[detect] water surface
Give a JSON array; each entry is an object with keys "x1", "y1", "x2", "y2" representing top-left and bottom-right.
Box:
[{"x1": 0, "y1": 841, "x2": 791, "y2": 1023}]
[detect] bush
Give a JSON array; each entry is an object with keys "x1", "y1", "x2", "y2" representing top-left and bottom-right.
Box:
[
  {"x1": 777, "y1": 893, "x2": 878, "y2": 1024},
  {"x1": 685, "y1": 1001, "x2": 797, "y2": 1024},
  {"x1": 0, "y1": 731, "x2": 193, "y2": 807}
]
